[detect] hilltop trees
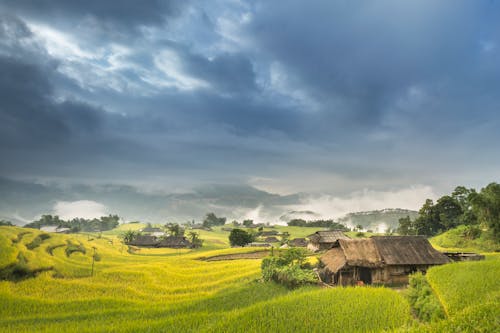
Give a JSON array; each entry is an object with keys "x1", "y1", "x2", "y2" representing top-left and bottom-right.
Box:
[
  {"x1": 202, "y1": 213, "x2": 226, "y2": 228},
  {"x1": 25, "y1": 214, "x2": 120, "y2": 232},
  {"x1": 397, "y1": 183, "x2": 500, "y2": 242},
  {"x1": 229, "y1": 228, "x2": 254, "y2": 246}
]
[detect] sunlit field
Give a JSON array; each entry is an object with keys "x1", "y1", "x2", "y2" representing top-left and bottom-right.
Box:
[{"x1": 1, "y1": 225, "x2": 498, "y2": 332}]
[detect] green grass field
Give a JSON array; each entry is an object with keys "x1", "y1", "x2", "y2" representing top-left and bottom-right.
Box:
[{"x1": 1, "y1": 224, "x2": 498, "y2": 332}]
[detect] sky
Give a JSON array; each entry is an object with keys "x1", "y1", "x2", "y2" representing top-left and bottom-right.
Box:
[{"x1": 1, "y1": 0, "x2": 499, "y2": 214}]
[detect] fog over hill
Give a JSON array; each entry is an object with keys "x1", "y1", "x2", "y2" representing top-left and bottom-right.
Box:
[{"x1": 1, "y1": 178, "x2": 428, "y2": 226}]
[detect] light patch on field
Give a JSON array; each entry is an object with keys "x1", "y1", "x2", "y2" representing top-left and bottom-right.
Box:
[
  {"x1": 53, "y1": 200, "x2": 108, "y2": 220},
  {"x1": 292, "y1": 185, "x2": 437, "y2": 220}
]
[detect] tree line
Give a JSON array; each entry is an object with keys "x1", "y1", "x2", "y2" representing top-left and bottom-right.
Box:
[
  {"x1": 24, "y1": 214, "x2": 120, "y2": 232},
  {"x1": 397, "y1": 183, "x2": 500, "y2": 242}
]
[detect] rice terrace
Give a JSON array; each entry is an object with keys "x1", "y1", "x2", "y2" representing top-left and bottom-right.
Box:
[{"x1": 1, "y1": 0, "x2": 500, "y2": 332}]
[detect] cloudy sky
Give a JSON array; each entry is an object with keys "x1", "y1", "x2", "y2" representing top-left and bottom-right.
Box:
[{"x1": 1, "y1": 0, "x2": 499, "y2": 206}]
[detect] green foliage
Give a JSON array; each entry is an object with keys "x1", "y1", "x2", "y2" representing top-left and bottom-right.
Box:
[
  {"x1": 202, "y1": 212, "x2": 226, "y2": 228},
  {"x1": 187, "y1": 231, "x2": 203, "y2": 248},
  {"x1": 471, "y1": 182, "x2": 500, "y2": 242},
  {"x1": 229, "y1": 228, "x2": 254, "y2": 246},
  {"x1": 165, "y1": 223, "x2": 184, "y2": 236},
  {"x1": 65, "y1": 241, "x2": 86, "y2": 257},
  {"x1": 0, "y1": 220, "x2": 13, "y2": 226},
  {"x1": 261, "y1": 248, "x2": 316, "y2": 288},
  {"x1": 25, "y1": 233, "x2": 51, "y2": 250},
  {"x1": 120, "y1": 230, "x2": 140, "y2": 244},
  {"x1": 24, "y1": 214, "x2": 120, "y2": 232},
  {"x1": 406, "y1": 272, "x2": 446, "y2": 322},
  {"x1": 287, "y1": 218, "x2": 349, "y2": 230},
  {"x1": 431, "y1": 225, "x2": 498, "y2": 252}
]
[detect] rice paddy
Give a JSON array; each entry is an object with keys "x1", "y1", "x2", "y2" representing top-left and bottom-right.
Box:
[{"x1": 0, "y1": 225, "x2": 498, "y2": 332}]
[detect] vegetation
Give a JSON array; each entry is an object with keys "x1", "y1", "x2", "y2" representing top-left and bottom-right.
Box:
[
  {"x1": 229, "y1": 228, "x2": 254, "y2": 246},
  {"x1": 398, "y1": 183, "x2": 500, "y2": 243},
  {"x1": 406, "y1": 272, "x2": 446, "y2": 322},
  {"x1": 287, "y1": 219, "x2": 349, "y2": 231},
  {"x1": 24, "y1": 214, "x2": 120, "y2": 232},
  {"x1": 202, "y1": 212, "x2": 226, "y2": 228},
  {"x1": 261, "y1": 248, "x2": 317, "y2": 288},
  {"x1": 431, "y1": 225, "x2": 498, "y2": 252},
  {"x1": 0, "y1": 220, "x2": 13, "y2": 226}
]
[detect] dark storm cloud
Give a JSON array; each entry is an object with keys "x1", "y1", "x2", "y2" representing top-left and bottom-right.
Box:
[
  {"x1": 0, "y1": 0, "x2": 184, "y2": 32},
  {"x1": 0, "y1": 1, "x2": 499, "y2": 196}
]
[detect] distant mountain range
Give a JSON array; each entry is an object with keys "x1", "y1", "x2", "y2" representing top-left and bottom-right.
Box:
[{"x1": 0, "y1": 178, "x2": 418, "y2": 228}]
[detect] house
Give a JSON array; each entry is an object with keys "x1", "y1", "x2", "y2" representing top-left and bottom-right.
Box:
[
  {"x1": 307, "y1": 230, "x2": 350, "y2": 252},
  {"x1": 260, "y1": 230, "x2": 279, "y2": 236},
  {"x1": 264, "y1": 236, "x2": 280, "y2": 243},
  {"x1": 157, "y1": 236, "x2": 191, "y2": 248},
  {"x1": 320, "y1": 236, "x2": 450, "y2": 286},
  {"x1": 289, "y1": 238, "x2": 308, "y2": 247},
  {"x1": 128, "y1": 235, "x2": 158, "y2": 247},
  {"x1": 247, "y1": 242, "x2": 272, "y2": 247}
]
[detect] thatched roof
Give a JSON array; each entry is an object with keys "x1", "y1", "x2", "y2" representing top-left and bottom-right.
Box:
[
  {"x1": 158, "y1": 236, "x2": 191, "y2": 248},
  {"x1": 141, "y1": 227, "x2": 163, "y2": 233},
  {"x1": 371, "y1": 236, "x2": 450, "y2": 265},
  {"x1": 308, "y1": 230, "x2": 350, "y2": 244},
  {"x1": 321, "y1": 239, "x2": 383, "y2": 273},
  {"x1": 261, "y1": 230, "x2": 279, "y2": 236},
  {"x1": 321, "y1": 236, "x2": 449, "y2": 273},
  {"x1": 264, "y1": 236, "x2": 280, "y2": 243},
  {"x1": 289, "y1": 238, "x2": 308, "y2": 247},
  {"x1": 128, "y1": 235, "x2": 158, "y2": 247}
]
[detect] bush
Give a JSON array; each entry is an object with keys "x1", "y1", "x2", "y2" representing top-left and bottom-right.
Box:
[
  {"x1": 229, "y1": 229, "x2": 254, "y2": 246},
  {"x1": 26, "y1": 233, "x2": 51, "y2": 250},
  {"x1": 407, "y1": 272, "x2": 446, "y2": 322},
  {"x1": 261, "y1": 249, "x2": 317, "y2": 289}
]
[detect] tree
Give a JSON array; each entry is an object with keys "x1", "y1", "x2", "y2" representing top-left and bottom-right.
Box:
[
  {"x1": 0, "y1": 220, "x2": 13, "y2": 226},
  {"x1": 165, "y1": 223, "x2": 184, "y2": 236},
  {"x1": 188, "y1": 231, "x2": 203, "y2": 248},
  {"x1": 120, "y1": 230, "x2": 138, "y2": 244},
  {"x1": 471, "y1": 183, "x2": 500, "y2": 242},
  {"x1": 397, "y1": 216, "x2": 416, "y2": 235},
  {"x1": 202, "y1": 213, "x2": 226, "y2": 228},
  {"x1": 229, "y1": 229, "x2": 254, "y2": 246},
  {"x1": 242, "y1": 219, "x2": 253, "y2": 227}
]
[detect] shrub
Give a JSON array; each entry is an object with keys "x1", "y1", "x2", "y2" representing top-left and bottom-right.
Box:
[
  {"x1": 26, "y1": 234, "x2": 51, "y2": 250},
  {"x1": 407, "y1": 272, "x2": 446, "y2": 322}
]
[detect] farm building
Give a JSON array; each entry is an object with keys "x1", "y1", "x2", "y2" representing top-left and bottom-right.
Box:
[
  {"x1": 307, "y1": 230, "x2": 350, "y2": 252},
  {"x1": 128, "y1": 235, "x2": 158, "y2": 247},
  {"x1": 260, "y1": 230, "x2": 279, "y2": 236},
  {"x1": 320, "y1": 236, "x2": 450, "y2": 286},
  {"x1": 39, "y1": 226, "x2": 71, "y2": 233},
  {"x1": 264, "y1": 236, "x2": 280, "y2": 243},
  {"x1": 140, "y1": 227, "x2": 163, "y2": 233},
  {"x1": 289, "y1": 238, "x2": 308, "y2": 247}
]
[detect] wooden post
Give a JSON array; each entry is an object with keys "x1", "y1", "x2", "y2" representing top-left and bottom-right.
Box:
[{"x1": 91, "y1": 247, "x2": 96, "y2": 277}]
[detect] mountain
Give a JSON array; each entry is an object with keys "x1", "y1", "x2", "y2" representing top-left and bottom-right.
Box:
[{"x1": 337, "y1": 208, "x2": 419, "y2": 232}]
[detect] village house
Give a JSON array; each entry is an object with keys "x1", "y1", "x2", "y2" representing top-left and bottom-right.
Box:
[
  {"x1": 40, "y1": 226, "x2": 71, "y2": 233},
  {"x1": 264, "y1": 236, "x2": 280, "y2": 243},
  {"x1": 320, "y1": 236, "x2": 450, "y2": 286},
  {"x1": 260, "y1": 230, "x2": 279, "y2": 236},
  {"x1": 128, "y1": 235, "x2": 158, "y2": 247},
  {"x1": 288, "y1": 238, "x2": 308, "y2": 247},
  {"x1": 128, "y1": 235, "x2": 192, "y2": 248},
  {"x1": 307, "y1": 230, "x2": 350, "y2": 252}
]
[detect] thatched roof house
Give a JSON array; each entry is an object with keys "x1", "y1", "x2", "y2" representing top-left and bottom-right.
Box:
[
  {"x1": 157, "y1": 236, "x2": 191, "y2": 248},
  {"x1": 289, "y1": 238, "x2": 308, "y2": 247},
  {"x1": 320, "y1": 236, "x2": 450, "y2": 286},
  {"x1": 264, "y1": 236, "x2": 280, "y2": 243},
  {"x1": 140, "y1": 227, "x2": 163, "y2": 233},
  {"x1": 128, "y1": 235, "x2": 158, "y2": 247},
  {"x1": 260, "y1": 230, "x2": 279, "y2": 236},
  {"x1": 307, "y1": 230, "x2": 350, "y2": 252}
]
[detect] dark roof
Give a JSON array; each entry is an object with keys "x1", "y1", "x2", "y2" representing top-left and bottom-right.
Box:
[
  {"x1": 371, "y1": 236, "x2": 451, "y2": 265},
  {"x1": 308, "y1": 230, "x2": 350, "y2": 244},
  {"x1": 141, "y1": 227, "x2": 163, "y2": 233},
  {"x1": 261, "y1": 230, "x2": 279, "y2": 236},
  {"x1": 157, "y1": 236, "x2": 191, "y2": 248},
  {"x1": 128, "y1": 235, "x2": 158, "y2": 246},
  {"x1": 321, "y1": 236, "x2": 450, "y2": 273},
  {"x1": 264, "y1": 236, "x2": 280, "y2": 243},
  {"x1": 289, "y1": 238, "x2": 308, "y2": 247}
]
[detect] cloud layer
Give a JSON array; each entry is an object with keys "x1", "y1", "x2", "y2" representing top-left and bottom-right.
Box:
[{"x1": 0, "y1": 1, "x2": 499, "y2": 201}]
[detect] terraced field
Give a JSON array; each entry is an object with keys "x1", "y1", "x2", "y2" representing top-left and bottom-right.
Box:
[{"x1": 0, "y1": 225, "x2": 498, "y2": 332}]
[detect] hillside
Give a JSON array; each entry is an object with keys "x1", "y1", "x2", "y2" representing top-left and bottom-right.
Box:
[
  {"x1": 1, "y1": 224, "x2": 498, "y2": 332},
  {"x1": 337, "y1": 208, "x2": 418, "y2": 232}
]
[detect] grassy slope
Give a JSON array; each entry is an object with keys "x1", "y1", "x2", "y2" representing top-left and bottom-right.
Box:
[
  {"x1": 0, "y1": 225, "x2": 411, "y2": 333},
  {"x1": 430, "y1": 225, "x2": 498, "y2": 252},
  {"x1": 1, "y1": 224, "x2": 498, "y2": 332}
]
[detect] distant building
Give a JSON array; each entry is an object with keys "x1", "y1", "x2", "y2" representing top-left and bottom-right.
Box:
[
  {"x1": 289, "y1": 238, "x2": 308, "y2": 247},
  {"x1": 307, "y1": 230, "x2": 350, "y2": 252},
  {"x1": 264, "y1": 236, "x2": 280, "y2": 243},
  {"x1": 39, "y1": 226, "x2": 71, "y2": 234}
]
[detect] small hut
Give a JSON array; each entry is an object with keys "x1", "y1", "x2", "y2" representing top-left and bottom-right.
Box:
[
  {"x1": 157, "y1": 236, "x2": 191, "y2": 248},
  {"x1": 260, "y1": 230, "x2": 279, "y2": 236},
  {"x1": 320, "y1": 236, "x2": 450, "y2": 286},
  {"x1": 264, "y1": 236, "x2": 280, "y2": 243},
  {"x1": 128, "y1": 235, "x2": 158, "y2": 247},
  {"x1": 289, "y1": 238, "x2": 308, "y2": 247},
  {"x1": 307, "y1": 230, "x2": 350, "y2": 252}
]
